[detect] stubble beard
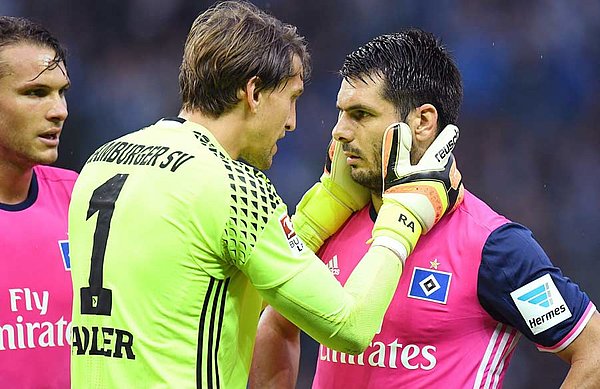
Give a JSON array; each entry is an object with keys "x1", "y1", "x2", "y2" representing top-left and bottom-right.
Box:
[
  {"x1": 351, "y1": 145, "x2": 422, "y2": 194},
  {"x1": 350, "y1": 165, "x2": 383, "y2": 194},
  {"x1": 240, "y1": 146, "x2": 273, "y2": 171}
]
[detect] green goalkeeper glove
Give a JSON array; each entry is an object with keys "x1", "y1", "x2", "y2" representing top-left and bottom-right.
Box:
[
  {"x1": 293, "y1": 139, "x2": 371, "y2": 252},
  {"x1": 371, "y1": 122, "x2": 464, "y2": 262}
]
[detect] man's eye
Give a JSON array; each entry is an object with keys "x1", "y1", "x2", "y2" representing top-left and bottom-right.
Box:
[
  {"x1": 26, "y1": 89, "x2": 47, "y2": 97},
  {"x1": 352, "y1": 111, "x2": 370, "y2": 120}
]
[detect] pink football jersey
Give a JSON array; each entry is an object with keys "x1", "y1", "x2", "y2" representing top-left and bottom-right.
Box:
[
  {"x1": 0, "y1": 165, "x2": 77, "y2": 388},
  {"x1": 313, "y1": 190, "x2": 594, "y2": 388}
]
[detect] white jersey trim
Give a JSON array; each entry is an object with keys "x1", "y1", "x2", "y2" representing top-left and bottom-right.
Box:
[
  {"x1": 537, "y1": 302, "x2": 596, "y2": 353},
  {"x1": 473, "y1": 323, "x2": 519, "y2": 389}
]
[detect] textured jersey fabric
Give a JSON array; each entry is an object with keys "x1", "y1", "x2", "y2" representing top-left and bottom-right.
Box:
[
  {"x1": 69, "y1": 118, "x2": 404, "y2": 388},
  {"x1": 0, "y1": 165, "x2": 77, "y2": 388},
  {"x1": 69, "y1": 118, "x2": 302, "y2": 388},
  {"x1": 313, "y1": 190, "x2": 594, "y2": 389}
]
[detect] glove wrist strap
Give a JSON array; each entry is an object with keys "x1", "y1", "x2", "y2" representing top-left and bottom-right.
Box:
[
  {"x1": 371, "y1": 236, "x2": 408, "y2": 263},
  {"x1": 372, "y1": 201, "x2": 423, "y2": 255}
]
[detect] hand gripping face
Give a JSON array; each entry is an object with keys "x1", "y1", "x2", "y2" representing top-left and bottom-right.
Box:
[
  {"x1": 292, "y1": 139, "x2": 371, "y2": 252},
  {"x1": 371, "y1": 122, "x2": 464, "y2": 261},
  {"x1": 382, "y1": 122, "x2": 464, "y2": 233}
]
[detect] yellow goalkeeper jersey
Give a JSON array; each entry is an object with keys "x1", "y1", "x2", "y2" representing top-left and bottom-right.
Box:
[{"x1": 69, "y1": 118, "x2": 403, "y2": 388}]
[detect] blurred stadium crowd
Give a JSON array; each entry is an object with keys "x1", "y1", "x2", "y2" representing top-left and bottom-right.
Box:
[{"x1": 3, "y1": 0, "x2": 599, "y2": 387}]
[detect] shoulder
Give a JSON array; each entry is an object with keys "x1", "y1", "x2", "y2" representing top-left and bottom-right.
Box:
[
  {"x1": 478, "y1": 223, "x2": 549, "y2": 294},
  {"x1": 225, "y1": 159, "x2": 282, "y2": 211},
  {"x1": 481, "y1": 223, "x2": 546, "y2": 274},
  {"x1": 220, "y1": 160, "x2": 287, "y2": 267},
  {"x1": 192, "y1": 127, "x2": 282, "y2": 211},
  {"x1": 451, "y1": 190, "x2": 510, "y2": 232},
  {"x1": 192, "y1": 131, "x2": 285, "y2": 264},
  {"x1": 34, "y1": 165, "x2": 78, "y2": 181},
  {"x1": 426, "y1": 190, "x2": 510, "y2": 252},
  {"x1": 34, "y1": 165, "x2": 78, "y2": 193}
]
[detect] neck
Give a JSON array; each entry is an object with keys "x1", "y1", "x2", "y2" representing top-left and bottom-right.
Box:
[
  {"x1": 179, "y1": 108, "x2": 246, "y2": 160},
  {"x1": 0, "y1": 162, "x2": 34, "y2": 205},
  {"x1": 371, "y1": 192, "x2": 383, "y2": 213}
]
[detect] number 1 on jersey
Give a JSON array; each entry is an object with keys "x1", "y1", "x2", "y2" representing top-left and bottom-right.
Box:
[{"x1": 80, "y1": 173, "x2": 128, "y2": 316}]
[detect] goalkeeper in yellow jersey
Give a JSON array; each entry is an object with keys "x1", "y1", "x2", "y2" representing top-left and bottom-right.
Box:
[{"x1": 68, "y1": 2, "x2": 461, "y2": 388}]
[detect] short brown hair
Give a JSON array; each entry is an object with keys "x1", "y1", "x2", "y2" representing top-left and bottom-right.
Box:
[{"x1": 179, "y1": 1, "x2": 310, "y2": 117}]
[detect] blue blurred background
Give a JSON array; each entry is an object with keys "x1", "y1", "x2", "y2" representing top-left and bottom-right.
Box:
[{"x1": 4, "y1": 0, "x2": 599, "y2": 387}]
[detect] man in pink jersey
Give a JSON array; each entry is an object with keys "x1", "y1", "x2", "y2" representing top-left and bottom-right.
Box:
[
  {"x1": 0, "y1": 16, "x2": 76, "y2": 388},
  {"x1": 250, "y1": 29, "x2": 600, "y2": 388}
]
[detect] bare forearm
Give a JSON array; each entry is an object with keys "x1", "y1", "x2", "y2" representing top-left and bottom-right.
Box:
[
  {"x1": 558, "y1": 313, "x2": 600, "y2": 389},
  {"x1": 249, "y1": 307, "x2": 300, "y2": 389},
  {"x1": 560, "y1": 358, "x2": 600, "y2": 388}
]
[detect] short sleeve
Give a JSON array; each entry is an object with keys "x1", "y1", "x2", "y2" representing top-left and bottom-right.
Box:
[{"x1": 477, "y1": 223, "x2": 594, "y2": 352}]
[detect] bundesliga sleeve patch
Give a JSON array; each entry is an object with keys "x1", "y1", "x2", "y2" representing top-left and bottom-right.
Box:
[
  {"x1": 510, "y1": 274, "x2": 572, "y2": 335},
  {"x1": 278, "y1": 213, "x2": 305, "y2": 256}
]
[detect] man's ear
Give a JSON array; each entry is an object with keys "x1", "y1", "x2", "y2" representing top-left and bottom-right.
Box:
[
  {"x1": 238, "y1": 76, "x2": 262, "y2": 114},
  {"x1": 413, "y1": 103, "x2": 438, "y2": 143}
]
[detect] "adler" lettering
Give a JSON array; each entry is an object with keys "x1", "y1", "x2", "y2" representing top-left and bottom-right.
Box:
[{"x1": 72, "y1": 326, "x2": 135, "y2": 360}]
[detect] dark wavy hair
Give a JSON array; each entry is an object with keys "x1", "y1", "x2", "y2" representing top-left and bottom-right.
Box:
[{"x1": 340, "y1": 28, "x2": 462, "y2": 131}]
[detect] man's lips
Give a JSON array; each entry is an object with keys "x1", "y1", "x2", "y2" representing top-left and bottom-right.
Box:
[
  {"x1": 343, "y1": 152, "x2": 361, "y2": 165},
  {"x1": 38, "y1": 129, "x2": 61, "y2": 146}
]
